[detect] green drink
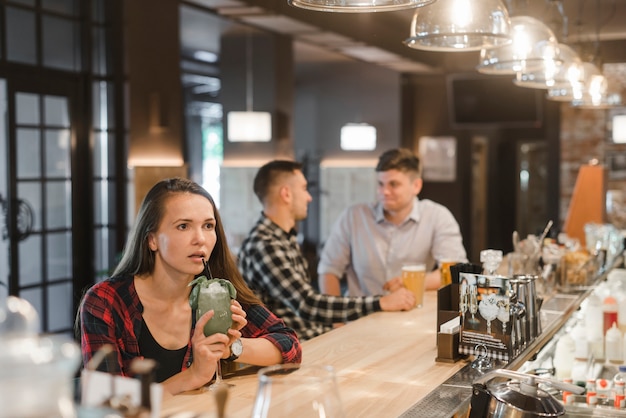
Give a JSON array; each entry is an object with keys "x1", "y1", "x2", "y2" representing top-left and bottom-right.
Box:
[
  {"x1": 198, "y1": 284, "x2": 232, "y2": 336},
  {"x1": 189, "y1": 277, "x2": 237, "y2": 336}
]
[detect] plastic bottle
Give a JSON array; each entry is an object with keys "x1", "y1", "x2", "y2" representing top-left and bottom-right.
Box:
[
  {"x1": 597, "y1": 378, "x2": 612, "y2": 399},
  {"x1": 606, "y1": 322, "x2": 624, "y2": 364},
  {"x1": 554, "y1": 333, "x2": 575, "y2": 379},
  {"x1": 587, "y1": 294, "x2": 605, "y2": 361},
  {"x1": 586, "y1": 378, "x2": 598, "y2": 406},
  {"x1": 604, "y1": 296, "x2": 619, "y2": 337},
  {"x1": 614, "y1": 365, "x2": 626, "y2": 407},
  {"x1": 614, "y1": 365, "x2": 626, "y2": 385},
  {"x1": 615, "y1": 381, "x2": 625, "y2": 409},
  {"x1": 562, "y1": 377, "x2": 575, "y2": 405},
  {"x1": 571, "y1": 319, "x2": 589, "y2": 360}
]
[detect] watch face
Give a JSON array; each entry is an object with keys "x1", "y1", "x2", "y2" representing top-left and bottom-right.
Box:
[{"x1": 232, "y1": 339, "x2": 243, "y2": 356}]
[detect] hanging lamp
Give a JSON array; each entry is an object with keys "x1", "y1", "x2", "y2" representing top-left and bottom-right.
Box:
[
  {"x1": 546, "y1": 62, "x2": 601, "y2": 102},
  {"x1": 476, "y1": 16, "x2": 559, "y2": 75},
  {"x1": 570, "y1": 75, "x2": 623, "y2": 109},
  {"x1": 513, "y1": 43, "x2": 582, "y2": 89},
  {"x1": 288, "y1": 0, "x2": 435, "y2": 13},
  {"x1": 404, "y1": 0, "x2": 511, "y2": 52},
  {"x1": 227, "y1": 32, "x2": 272, "y2": 142}
]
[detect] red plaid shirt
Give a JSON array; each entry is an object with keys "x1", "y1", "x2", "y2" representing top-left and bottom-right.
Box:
[{"x1": 80, "y1": 275, "x2": 302, "y2": 376}]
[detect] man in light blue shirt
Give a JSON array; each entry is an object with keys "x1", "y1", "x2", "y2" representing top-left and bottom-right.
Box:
[{"x1": 318, "y1": 148, "x2": 467, "y2": 297}]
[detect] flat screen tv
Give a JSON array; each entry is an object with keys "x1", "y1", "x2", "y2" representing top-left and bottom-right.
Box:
[{"x1": 448, "y1": 74, "x2": 543, "y2": 128}]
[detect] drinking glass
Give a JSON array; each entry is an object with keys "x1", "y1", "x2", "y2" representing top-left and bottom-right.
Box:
[
  {"x1": 439, "y1": 260, "x2": 460, "y2": 287},
  {"x1": 252, "y1": 364, "x2": 344, "y2": 418},
  {"x1": 197, "y1": 285, "x2": 233, "y2": 390},
  {"x1": 401, "y1": 264, "x2": 426, "y2": 308}
]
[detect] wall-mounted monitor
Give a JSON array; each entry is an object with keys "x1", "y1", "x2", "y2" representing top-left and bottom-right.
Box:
[{"x1": 447, "y1": 74, "x2": 543, "y2": 129}]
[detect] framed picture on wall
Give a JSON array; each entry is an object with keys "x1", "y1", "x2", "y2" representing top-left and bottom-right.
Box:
[
  {"x1": 418, "y1": 136, "x2": 457, "y2": 182},
  {"x1": 607, "y1": 107, "x2": 626, "y2": 144},
  {"x1": 607, "y1": 152, "x2": 626, "y2": 180}
]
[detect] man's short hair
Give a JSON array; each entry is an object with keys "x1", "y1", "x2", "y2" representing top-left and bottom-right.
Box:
[
  {"x1": 253, "y1": 160, "x2": 303, "y2": 203},
  {"x1": 375, "y1": 148, "x2": 421, "y2": 178}
]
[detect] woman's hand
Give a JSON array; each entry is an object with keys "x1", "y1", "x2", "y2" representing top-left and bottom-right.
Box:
[
  {"x1": 223, "y1": 301, "x2": 247, "y2": 358},
  {"x1": 188, "y1": 310, "x2": 229, "y2": 385}
]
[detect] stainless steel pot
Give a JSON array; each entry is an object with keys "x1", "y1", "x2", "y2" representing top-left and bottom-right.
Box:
[{"x1": 469, "y1": 369, "x2": 584, "y2": 418}]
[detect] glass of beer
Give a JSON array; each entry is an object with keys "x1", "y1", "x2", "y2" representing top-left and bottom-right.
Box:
[
  {"x1": 401, "y1": 264, "x2": 426, "y2": 308},
  {"x1": 439, "y1": 259, "x2": 459, "y2": 287}
]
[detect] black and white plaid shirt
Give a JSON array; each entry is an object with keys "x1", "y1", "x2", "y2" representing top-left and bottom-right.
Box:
[{"x1": 238, "y1": 214, "x2": 381, "y2": 341}]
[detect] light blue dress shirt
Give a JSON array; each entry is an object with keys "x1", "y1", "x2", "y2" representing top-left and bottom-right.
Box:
[{"x1": 317, "y1": 197, "x2": 467, "y2": 296}]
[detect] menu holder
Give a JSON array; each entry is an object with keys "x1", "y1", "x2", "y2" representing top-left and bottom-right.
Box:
[
  {"x1": 436, "y1": 283, "x2": 463, "y2": 363},
  {"x1": 458, "y1": 273, "x2": 513, "y2": 363}
]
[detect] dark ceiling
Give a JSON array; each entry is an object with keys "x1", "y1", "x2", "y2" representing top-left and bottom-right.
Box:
[{"x1": 182, "y1": 0, "x2": 626, "y2": 75}]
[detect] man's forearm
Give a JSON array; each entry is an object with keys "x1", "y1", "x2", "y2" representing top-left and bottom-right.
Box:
[{"x1": 319, "y1": 273, "x2": 341, "y2": 296}]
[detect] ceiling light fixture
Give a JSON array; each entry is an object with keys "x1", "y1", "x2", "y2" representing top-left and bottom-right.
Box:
[
  {"x1": 513, "y1": 43, "x2": 582, "y2": 89},
  {"x1": 476, "y1": 16, "x2": 559, "y2": 75},
  {"x1": 567, "y1": 0, "x2": 623, "y2": 109},
  {"x1": 570, "y1": 80, "x2": 623, "y2": 109},
  {"x1": 546, "y1": 62, "x2": 601, "y2": 102},
  {"x1": 288, "y1": 0, "x2": 435, "y2": 13},
  {"x1": 340, "y1": 123, "x2": 377, "y2": 151},
  {"x1": 227, "y1": 32, "x2": 272, "y2": 142},
  {"x1": 404, "y1": 0, "x2": 511, "y2": 52}
]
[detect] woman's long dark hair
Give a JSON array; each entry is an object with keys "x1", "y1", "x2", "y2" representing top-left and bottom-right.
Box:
[{"x1": 113, "y1": 177, "x2": 261, "y2": 305}]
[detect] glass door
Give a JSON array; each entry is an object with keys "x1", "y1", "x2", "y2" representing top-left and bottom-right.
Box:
[{"x1": 4, "y1": 74, "x2": 89, "y2": 334}]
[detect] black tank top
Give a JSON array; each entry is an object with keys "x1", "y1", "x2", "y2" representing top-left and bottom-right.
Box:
[{"x1": 138, "y1": 318, "x2": 187, "y2": 383}]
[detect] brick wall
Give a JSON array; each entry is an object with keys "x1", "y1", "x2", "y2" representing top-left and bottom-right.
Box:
[{"x1": 559, "y1": 63, "x2": 626, "y2": 228}]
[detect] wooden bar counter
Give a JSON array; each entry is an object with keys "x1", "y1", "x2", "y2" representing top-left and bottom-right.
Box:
[{"x1": 160, "y1": 290, "x2": 467, "y2": 417}]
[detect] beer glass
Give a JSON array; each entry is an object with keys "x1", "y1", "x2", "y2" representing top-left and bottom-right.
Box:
[
  {"x1": 439, "y1": 259, "x2": 460, "y2": 287},
  {"x1": 401, "y1": 264, "x2": 426, "y2": 308}
]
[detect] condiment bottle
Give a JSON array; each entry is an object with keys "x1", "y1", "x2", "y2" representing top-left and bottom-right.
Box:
[
  {"x1": 586, "y1": 378, "x2": 598, "y2": 406},
  {"x1": 571, "y1": 320, "x2": 589, "y2": 360},
  {"x1": 597, "y1": 378, "x2": 612, "y2": 399},
  {"x1": 606, "y1": 322, "x2": 624, "y2": 364},
  {"x1": 586, "y1": 294, "x2": 603, "y2": 337},
  {"x1": 586, "y1": 294, "x2": 605, "y2": 361},
  {"x1": 614, "y1": 365, "x2": 626, "y2": 408},
  {"x1": 616, "y1": 381, "x2": 626, "y2": 409},
  {"x1": 562, "y1": 377, "x2": 574, "y2": 404},
  {"x1": 554, "y1": 333, "x2": 575, "y2": 379},
  {"x1": 604, "y1": 296, "x2": 619, "y2": 337}
]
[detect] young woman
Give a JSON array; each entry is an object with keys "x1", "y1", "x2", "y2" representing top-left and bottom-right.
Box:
[{"x1": 79, "y1": 177, "x2": 301, "y2": 395}]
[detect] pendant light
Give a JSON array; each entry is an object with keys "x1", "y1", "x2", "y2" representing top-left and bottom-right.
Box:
[
  {"x1": 404, "y1": 0, "x2": 511, "y2": 52},
  {"x1": 476, "y1": 16, "x2": 559, "y2": 75},
  {"x1": 227, "y1": 32, "x2": 272, "y2": 142},
  {"x1": 288, "y1": 0, "x2": 435, "y2": 13},
  {"x1": 513, "y1": 43, "x2": 582, "y2": 89},
  {"x1": 566, "y1": 1, "x2": 623, "y2": 108},
  {"x1": 571, "y1": 76, "x2": 623, "y2": 109},
  {"x1": 546, "y1": 62, "x2": 601, "y2": 102}
]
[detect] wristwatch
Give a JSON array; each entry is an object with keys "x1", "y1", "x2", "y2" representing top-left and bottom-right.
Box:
[{"x1": 226, "y1": 338, "x2": 243, "y2": 361}]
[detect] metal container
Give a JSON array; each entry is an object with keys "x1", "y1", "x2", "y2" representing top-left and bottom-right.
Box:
[
  {"x1": 469, "y1": 369, "x2": 584, "y2": 418},
  {"x1": 510, "y1": 275, "x2": 541, "y2": 349}
]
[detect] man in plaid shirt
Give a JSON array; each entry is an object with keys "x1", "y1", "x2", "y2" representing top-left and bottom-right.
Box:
[{"x1": 238, "y1": 160, "x2": 415, "y2": 341}]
